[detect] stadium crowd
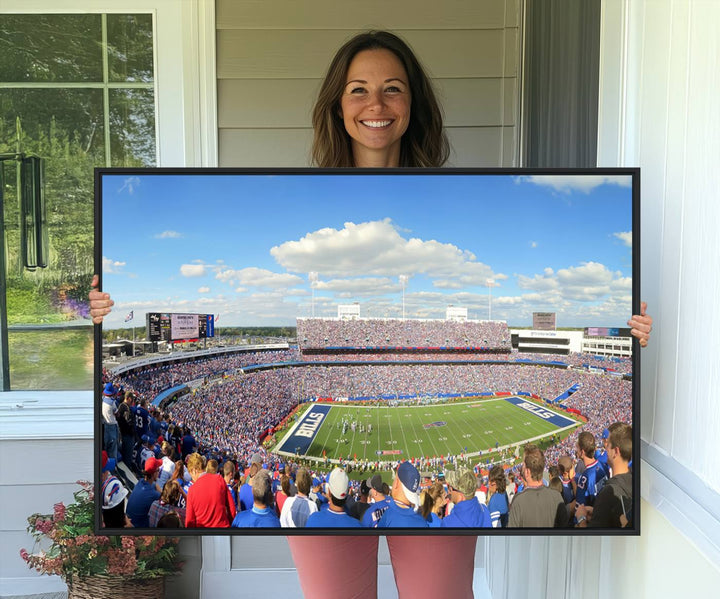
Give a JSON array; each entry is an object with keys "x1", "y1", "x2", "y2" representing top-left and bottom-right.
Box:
[
  {"x1": 297, "y1": 318, "x2": 512, "y2": 350},
  {"x1": 111, "y1": 349, "x2": 298, "y2": 402},
  {"x1": 101, "y1": 418, "x2": 633, "y2": 530},
  {"x1": 99, "y1": 316, "x2": 633, "y2": 532},
  {"x1": 103, "y1": 355, "x2": 630, "y2": 478}
]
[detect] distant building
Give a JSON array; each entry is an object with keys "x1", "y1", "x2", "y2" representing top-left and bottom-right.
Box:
[
  {"x1": 509, "y1": 328, "x2": 632, "y2": 358},
  {"x1": 446, "y1": 306, "x2": 468, "y2": 321},
  {"x1": 337, "y1": 304, "x2": 361, "y2": 320}
]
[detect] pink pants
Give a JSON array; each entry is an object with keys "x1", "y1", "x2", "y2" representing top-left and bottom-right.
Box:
[{"x1": 287, "y1": 535, "x2": 477, "y2": 598}]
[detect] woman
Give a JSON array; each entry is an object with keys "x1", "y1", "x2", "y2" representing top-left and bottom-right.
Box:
[
  {"x1": 170, "y1": 458, "x2": 190, "y2": 508},
  {"x1": 157, "y1": 440, "x2": 176, "y2": 489},
  {"x1": 90, "y1": 29, "x2": 653, "y2": 598},
  {"x1": 486, "y1": 465, "x2": 509, "y2": 528},
  {"x1": 420, "y1": 481, "x2": 448, "y2": 527},
  {"x1": 274, "y1": 474, "x2": 291, "y2": 517},
  {"x1": 148, "y1": 479, "x2": 186, "y2": 527}
]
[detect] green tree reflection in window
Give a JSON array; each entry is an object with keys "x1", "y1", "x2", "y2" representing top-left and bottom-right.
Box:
[{"x1": 0, "y1": 13, "x2": 156, "y2": 390}]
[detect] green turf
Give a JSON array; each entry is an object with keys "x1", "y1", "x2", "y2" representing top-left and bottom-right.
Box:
[{"x1": 282, "y1": 397, "x2": 579, "y2": 464}]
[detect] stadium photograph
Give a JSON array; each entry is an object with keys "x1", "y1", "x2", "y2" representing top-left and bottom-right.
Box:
[{"x1": 96, "y1": 169, "x2": 636, "y2": 533}]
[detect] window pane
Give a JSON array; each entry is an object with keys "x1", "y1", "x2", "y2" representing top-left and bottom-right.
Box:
[
  {"x1": 2, "y1": 88, "x2": 97, "y2": 390},
  {"x1": 0, "y1": 14, "x2": 102, "y2": 82},
  {"x1": 1, "y1": 13, "x2": 157, "y2": 390},
  {"x1": 107, "y1": 14, "x2": 155, "y2": 83},
  {"x1": 0, "y1": 89, "x2": 106, "y2": 164},
  {"x1": 8, "y1": 329, "x2": 94, "y2": 390},
  {"x1": 110, "y1": 88, "x2": 156, "y2": 166}
]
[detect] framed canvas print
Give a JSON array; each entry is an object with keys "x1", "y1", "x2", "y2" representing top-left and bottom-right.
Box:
[{"x1": 94, "y1": 167, "x2": 639, "y2": 536}]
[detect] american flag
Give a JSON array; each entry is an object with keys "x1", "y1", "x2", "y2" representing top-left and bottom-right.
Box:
[{"x1": 124, "y1": 310, "x2": 134, "y2": 322}]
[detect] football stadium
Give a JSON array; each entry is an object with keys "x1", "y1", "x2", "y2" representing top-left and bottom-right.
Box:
[{"x1": 100, "y1": 312, "x2": 632, "y2": 529}]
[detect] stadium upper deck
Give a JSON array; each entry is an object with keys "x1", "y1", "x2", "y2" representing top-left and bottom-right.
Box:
[{"x1": 297, "y1": 317, "x2": 512, "y2": 352}]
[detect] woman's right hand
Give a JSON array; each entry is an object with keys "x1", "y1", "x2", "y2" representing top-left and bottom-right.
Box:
[{"x1": 89, "y1": 274, "x2": 114, "y2": 324}]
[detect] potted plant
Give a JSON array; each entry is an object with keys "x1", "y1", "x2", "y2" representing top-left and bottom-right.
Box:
[{"x1": 20, "y1": 480, "x2": 182, "y2": 598}]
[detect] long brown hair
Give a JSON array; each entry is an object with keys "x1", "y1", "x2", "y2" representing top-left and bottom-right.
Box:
[
  {"x1": 420, "y1": 481, "x2": 447, "y2": 519},
  {"x1": 311, "y1": 31, "x2": 449, "y2": 167}
]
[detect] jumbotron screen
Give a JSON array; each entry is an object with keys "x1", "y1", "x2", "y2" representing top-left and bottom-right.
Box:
[{"x1": 146, "y1": 312, "x2": 215, "y2": 342}]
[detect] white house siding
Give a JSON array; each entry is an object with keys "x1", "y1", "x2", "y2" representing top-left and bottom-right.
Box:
[{"x1": 215, "y1": 0, "x2": 522, "y2": 167}]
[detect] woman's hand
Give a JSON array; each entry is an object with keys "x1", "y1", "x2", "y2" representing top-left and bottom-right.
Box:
[
  {"x1": 89, "y1": 274, "x2": 114, "y2": 324},
  {"x1": 628, "y1": 301, "x2": 653, "y2": 348}
]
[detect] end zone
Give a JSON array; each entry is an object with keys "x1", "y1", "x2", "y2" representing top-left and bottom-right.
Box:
[
  {"x1": 502, "y1": 396, "x2": 577, "y2": 427},
  {"x1": 276, "y1": 404, "x2": 332, "y2": 455}
]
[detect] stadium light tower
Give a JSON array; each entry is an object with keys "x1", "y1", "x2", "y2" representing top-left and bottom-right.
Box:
[
  {"x1": 309, "y1": 271, "x2": 318, "y2": 317},
  {"x1": 486, "y1": 278, "x2": 494, "y2": 320},
  {"x1": 399, "y1": 274, "x2": 409, "y2": 320}
]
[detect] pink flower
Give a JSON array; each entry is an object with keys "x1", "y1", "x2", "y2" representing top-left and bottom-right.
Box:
[
  {"x1": 19, "y1": 549, "x2": 29, "y2": 562},
  {"x1": 34, "y1": 518, "x2": 53, "y2": 535},
  {"x1": 121, "y1": 536, "x2": 135, "y2": 549},
  {"x1": 53, "y1": 503, "x2": 66, "y2": 522},
  {"x1": 107, "y1": 547, "x2": 137, "y2": 576}
]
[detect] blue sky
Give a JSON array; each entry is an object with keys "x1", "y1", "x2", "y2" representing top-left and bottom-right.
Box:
[{"x1": 101, "y1": 172, "x2": 634, "y2": 329}]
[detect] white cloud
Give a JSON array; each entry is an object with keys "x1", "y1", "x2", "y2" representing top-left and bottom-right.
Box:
[
  {"x1": 530, "y1": 241, "x2": 538, "y2": 248},
  {"x1": 180, "y1": 264, "x2": 207, "y2": 277},
  {"x1": 517, "y1": 268, "x2": 559, "y2": 292},
  {"x1": 494, "y1": 296, "x2": 525, "y2": 305},
  {"x1": 610, "y1": 277, "x2": 632, "y2": 292},
  {"x1": 270, "y1": 219, "x2": 505, "y2": 287},
  {"x1": 613, "y1": 231, "x2": 632, "y2": 247},
  {"x1": 286, "y1": 289, "x2": 310, "y2": 297},
  {"x1": 118, "y1": 176, "x2": 140, "y2": 194},
  {"x1": 215, "y1": 267, "x2": 303, "y2": 289},
  {"x1": 516, "y1": 175, "x2": 632, "y2": 194},
  {"x1": 518, "y1": 261, "x2": 628, "y2": 303},
  {"x1": 198, "y1": 287, "x2": 210, "y2": 293},
  {"x1": 315, "y1": 277, "x2": 396, "y2": 297},
  {"x1": 102, "y1": 256, "x2": 126, "y2": 274},
  {"x1": 155, "y1": 230, "x2": 183, "y2": 239}
]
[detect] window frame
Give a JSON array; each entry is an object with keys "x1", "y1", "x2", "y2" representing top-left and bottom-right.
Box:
[
  {"x1": 0, "y1": 3, "x2": 216, "y2": 391},
  {"x1": 1, "y1": 0, "x2": 218, "y2": 168}
]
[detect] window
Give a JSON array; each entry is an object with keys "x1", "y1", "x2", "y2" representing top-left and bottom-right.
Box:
[{"x1": 1, "y1": 13, "x2": 156, "y2": 390}]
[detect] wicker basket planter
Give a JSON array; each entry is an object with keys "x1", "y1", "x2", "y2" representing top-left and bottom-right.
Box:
[{"x1": 67, "y1": 575, "x2": 165, "y2": 599}]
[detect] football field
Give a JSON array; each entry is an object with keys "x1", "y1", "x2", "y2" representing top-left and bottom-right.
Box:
[{"x1": 275, "y1": 397, "x2": 580, "y2": 463}]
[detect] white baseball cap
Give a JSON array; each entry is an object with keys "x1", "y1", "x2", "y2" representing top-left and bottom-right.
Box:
[
  {"x1": 327, "y1": 467, "x2": 349, "y2": 500},
  {"x1": 102, "y1": 478, "x2": 129, "y2": 510}
]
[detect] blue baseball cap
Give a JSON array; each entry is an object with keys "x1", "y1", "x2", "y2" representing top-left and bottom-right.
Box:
[
  {"x1": 397, "y1": 462, "x2": 421, "y2": 506},
  {"x1": 602, "y1": 428, "x2": 610, "y2": 439}
]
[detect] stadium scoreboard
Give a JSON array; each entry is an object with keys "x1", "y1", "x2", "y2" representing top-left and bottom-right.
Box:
[
  {"x1": 533, "y1": 312, "x2": 556, "y2": 330},
  {"x1": 146, "y1": 312, "x2": 215, "y2": 342},
  {"x1": 585, "y1": 327, "x2": 632, "y2": 337}
]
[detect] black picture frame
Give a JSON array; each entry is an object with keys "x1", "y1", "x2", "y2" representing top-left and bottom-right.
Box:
[{"x1": 94, "y1": 167, "x2": 640, "y2": 537}]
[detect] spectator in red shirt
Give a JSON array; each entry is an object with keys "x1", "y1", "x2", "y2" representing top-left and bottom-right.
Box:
[
  {"x1": 185, "y1": 453, "x2": 236, "y2": 528},
  {"x1": 275, "y1": 474, "x2": 291, "y2": 516}
]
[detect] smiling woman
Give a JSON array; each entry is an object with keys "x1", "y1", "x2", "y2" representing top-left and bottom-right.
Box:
[
  {"x1": 339, "y1": 48, "x2": 412, "y2": 167},
  {"x1": 311, "y1": 31, "x2": 448, "y2": 168}
]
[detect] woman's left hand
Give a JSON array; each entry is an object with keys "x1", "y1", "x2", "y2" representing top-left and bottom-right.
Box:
[{"x1": 628, "y1": 301, "x2": 653, "y2": 348}]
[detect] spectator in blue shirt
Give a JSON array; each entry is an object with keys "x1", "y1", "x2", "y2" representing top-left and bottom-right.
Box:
[
  {"x1": 306, "y1": 468, "x2": 361, "y2": 528},
  {"x1": 442, "y1": 468, "x2": 492, "y2": 528},
  {"x1": 232, "y1": 470, "x2": 280, "y2": 528},
  {"x1": 125, "y1": 457, "x2": 162, "y2": 528},
  {"x1": 378, "y1": 462, "x2": 428, "y2": 528}
]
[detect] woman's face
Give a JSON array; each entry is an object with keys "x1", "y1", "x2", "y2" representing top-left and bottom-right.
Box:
[{"x1": 340, "y1": 48, "x2": 411, "y2": 166}]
